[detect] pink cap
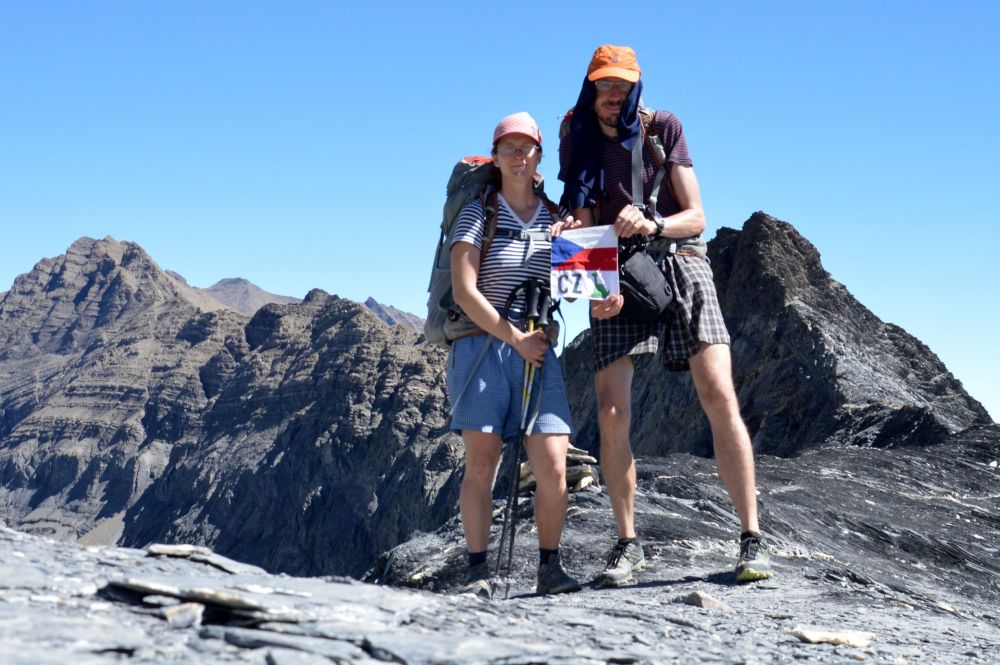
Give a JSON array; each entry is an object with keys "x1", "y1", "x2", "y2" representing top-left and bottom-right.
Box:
[{"x1": 492, "y1": 112, "x2": 542, "y2": 146}]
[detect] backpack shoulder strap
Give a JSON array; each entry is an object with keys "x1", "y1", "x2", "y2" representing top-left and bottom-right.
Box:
[
  {"x1": 639, "y1": 107, "x2": 676, "y2": 208},
  {"x1": 479, "y1": 189, "x2": 501, "y2": 260}
]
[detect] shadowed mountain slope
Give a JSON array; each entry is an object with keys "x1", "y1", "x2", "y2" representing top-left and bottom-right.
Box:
[{"x1": 122, "y1": 291, "x2": 462, "y2": 576}]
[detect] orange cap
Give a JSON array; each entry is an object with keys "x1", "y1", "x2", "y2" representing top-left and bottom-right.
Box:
[{"x1": 586, "y1": 44, "x2": 641, "y2": 82}]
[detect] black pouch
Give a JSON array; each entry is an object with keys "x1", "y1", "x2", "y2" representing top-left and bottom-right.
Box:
[{"x1": 619, "y1": 249, "x2": 673, "y2": 322}]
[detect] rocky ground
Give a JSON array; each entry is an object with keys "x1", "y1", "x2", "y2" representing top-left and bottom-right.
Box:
[{"x1": 3, "y1": 426, "x2": 997, "y2": 664}]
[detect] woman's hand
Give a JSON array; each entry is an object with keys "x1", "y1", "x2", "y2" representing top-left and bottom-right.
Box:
[
  {"x1": 511, "y1": 328, "x2": 550, "y2": 368},
  {"x1": 591, "y1": 294, "x2": 624, "y2": 320},
  {"x1": 550, "y1": 215, "x2": 584, "y2": 238}
]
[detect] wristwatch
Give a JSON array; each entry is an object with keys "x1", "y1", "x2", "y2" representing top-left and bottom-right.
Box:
[{"x1": 652, "y1": 216, "x2": 665, "y2": 238}]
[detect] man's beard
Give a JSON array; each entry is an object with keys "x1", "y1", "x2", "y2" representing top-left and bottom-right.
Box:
[{"x1": 598, "y1": 111, "x2": 620, "y2": 133}]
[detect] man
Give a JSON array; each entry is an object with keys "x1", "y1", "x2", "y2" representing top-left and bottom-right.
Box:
[{"x1": 556, "y1": 44, "x2": 774, "y2": 585}]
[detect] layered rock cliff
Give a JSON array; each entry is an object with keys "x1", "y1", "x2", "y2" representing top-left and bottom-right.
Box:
[
  {"x1": 123, "y1": 292, "x2": 462, "y2": 577},
  {"x1": 0, "y1": 237, "x2": 248, "y2": 542}
]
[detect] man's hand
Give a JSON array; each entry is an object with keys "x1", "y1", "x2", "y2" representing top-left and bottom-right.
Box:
[
  {"x1": 550, "y1": 215, "x2": 583, "y2": 238},
  {"x1": 614, "y1": 205, "x2": 656, "y2": 238},
  {"x1": 591, "y1": 294, "x2": 624, "y2": 320}
]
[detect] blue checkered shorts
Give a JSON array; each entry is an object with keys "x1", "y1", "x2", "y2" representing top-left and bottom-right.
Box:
[{"x1": 447, "y1": 335, "x2": 573, "y2": 438}]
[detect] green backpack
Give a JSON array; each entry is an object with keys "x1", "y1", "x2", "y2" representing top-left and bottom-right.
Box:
[{"x1": 424, "y1": 156, "x2": 555, "y2": 347}]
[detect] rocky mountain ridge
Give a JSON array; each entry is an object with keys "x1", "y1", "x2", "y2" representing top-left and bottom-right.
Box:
[
  {"x1": 0, "y1": 236, "x2": 248, "y2": 544},
  {"x1": 0, "y1": 216, "x2": 993, "y2": 582},
  {"x1": 165, "y1": 272, "x2": 301, "y2": 314},
  {"x1": 122, "y1": 290, "x2": 462, "y2": 577},
  {"x1": 200, "y1": 277, "x2": 300, "y2": 314}
]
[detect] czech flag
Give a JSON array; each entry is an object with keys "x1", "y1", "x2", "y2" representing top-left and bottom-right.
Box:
[{"x1": 550, "y1": 226, "x2": 619, "y2": 300}]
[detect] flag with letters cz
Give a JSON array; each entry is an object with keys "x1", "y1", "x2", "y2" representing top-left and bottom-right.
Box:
[{"x1": 550, "y1": 226, "x2": 619, "y2": 300}]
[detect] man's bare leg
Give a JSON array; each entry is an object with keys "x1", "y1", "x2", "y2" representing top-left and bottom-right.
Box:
[
  {"x1": 688, "y1": 342, "x2": 759, "y2": 533},
  {"x1": 595, "y1": 356, "x2": 637, "y2": 539}
]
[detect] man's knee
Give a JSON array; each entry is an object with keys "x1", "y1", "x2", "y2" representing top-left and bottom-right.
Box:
[
  {"x1": 595, "y1": 358, "x2": 633, "y2": 427},
  {"x1": 700, "y1": 377, "x2": 739, "y2": 414},
  {"x1": 691, "y1": 344, "x2": 740, "y2": 414}
]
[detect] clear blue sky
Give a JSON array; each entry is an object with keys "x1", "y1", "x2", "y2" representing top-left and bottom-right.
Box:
[{"x1": 2, "y1": 2, "x2": 997, "y2": 421}]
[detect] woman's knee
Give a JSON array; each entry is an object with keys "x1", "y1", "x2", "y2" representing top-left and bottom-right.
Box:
[
  {"x1": 463, "y1": 435, "x2": 501, "y2": 485},
  {"x1": 533, "y1": 456, "x2": 567, "y2": 487},
  {"x1": 525, "y1": 436, "x2": 568, "y2": 486}
]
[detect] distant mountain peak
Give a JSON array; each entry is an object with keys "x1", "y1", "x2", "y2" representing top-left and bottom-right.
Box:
[
  {"x1": 210, "y1": 277, "x2": 252, "y2": 288},
  {"x1": 200, "y1": 278, "x2": 300, "y2": 315},
  {"x1": 0, "y1": 235, "x2": 227, "y2": 359}
]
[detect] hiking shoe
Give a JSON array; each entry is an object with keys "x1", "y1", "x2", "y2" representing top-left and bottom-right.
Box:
[
  {"x1": 595, "y1": 539, "x2": 645, "y2": 587},
  {"x1": 735, "y1": 532, "x2": 774, "y2": 582},
  {"x1": 461, "y1": 562, "x2": 494, "y2": 599},
  {"x1": 536, "y1": 554, "x2": 582, "y2": 596}
]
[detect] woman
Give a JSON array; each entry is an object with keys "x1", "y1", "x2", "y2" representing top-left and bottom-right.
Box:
[{"x1": 448, "y1": 112, "x2": 580, "y2": 598}]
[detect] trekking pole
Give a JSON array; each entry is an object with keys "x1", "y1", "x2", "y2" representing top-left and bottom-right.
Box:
[
  {"x1": 493, "y1": 281, "x2": 529, "y2": 594},
  {"x1": 494, "y1": 279, "x2": 550, "y2": 599}
]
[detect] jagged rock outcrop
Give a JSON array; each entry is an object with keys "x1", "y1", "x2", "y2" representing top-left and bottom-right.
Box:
[
  {"x1": 0, "y1": 237, "x2": 248, "y2": 542},
  {"x1": 363, "y1": 297, "x2": 424, "y2": 333},
  {"x1": 563, "y1": 213, "x2": 991, "y2": 457},
  {"x1": 122, "y1": 292, "x2": 462, "y2": 577}
]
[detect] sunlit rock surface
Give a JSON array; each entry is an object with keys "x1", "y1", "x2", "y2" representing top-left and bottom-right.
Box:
[
  {"x1": 373, "y1": 424, "x2": 1000, "y2": 663},
  {"x1": 2, "y1": 425, "x2": 997, "y2": 663}
]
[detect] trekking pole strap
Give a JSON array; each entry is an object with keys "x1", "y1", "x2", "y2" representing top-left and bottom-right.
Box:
[{"x1": 449, "y1": 335, "x2": 493, "y2": 415}]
